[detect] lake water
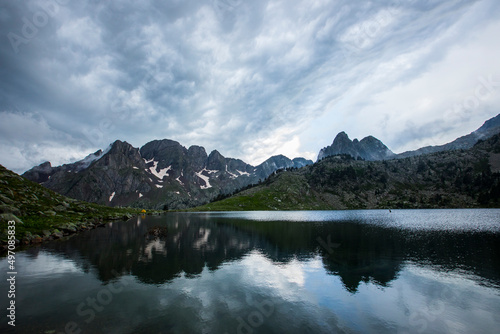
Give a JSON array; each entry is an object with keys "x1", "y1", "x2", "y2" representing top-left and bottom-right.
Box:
[{"x1": 1, "y1": 209, "x2": 500, "y2": 333}]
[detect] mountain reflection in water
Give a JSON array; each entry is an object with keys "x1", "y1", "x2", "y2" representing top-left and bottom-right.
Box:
[
  {"x1": 2, "y1": 210, "x2": 499, "y2": 334},
  {"x1": 33, "y1": 210, "x2": 500, "y2": 291}
]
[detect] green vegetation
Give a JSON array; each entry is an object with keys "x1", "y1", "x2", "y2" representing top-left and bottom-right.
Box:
[
  {"x1": 194, "y1": 134, "x2": 500, "y2": 211},
  {"x1": 196, "y1": 172, "x2": 331, "y2": 211},
  {"x1": 0, "y1": 165, "x2": 153, "y2": 249}
]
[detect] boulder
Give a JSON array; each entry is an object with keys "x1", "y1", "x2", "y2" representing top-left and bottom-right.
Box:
[
  {"x1": 0, "y1": 194, "x2": 14, "y2": 205},
  {"x1": 53, "y1": 205, "x2": 67, "y2": 212},
  {"x1": 51, "y1": 229, "x2": 64, "y2": 239},
  {"x1": 0, "y1": 213, "x2": 24, "y2": 225},
  {"x1": 31, "y1": 235, "x2": 43, "y2": 243},
  {"x1": 0, "y1": 204, "x2": 20, "y2": 215},
  {"x1": 58, "y1": 223, "x2": 77, "y2": 233},
  {"x1": 22, "y1": 231, "x2": 33, "y2": 245}
]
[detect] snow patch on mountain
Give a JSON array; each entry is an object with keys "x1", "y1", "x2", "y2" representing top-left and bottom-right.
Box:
[
  {"x1": 176, "y1": 175, "x2": 184, "y2": 186},
  {"x1": 195, "y1": 169, "x2": 212, "y2": 189},
  {"x1": 148, "y1": 161, "x2": 171, "y2": 179},
  {"x1": 225, "y1": 165, "x2": 238, "y2": 179},
  {"x1": 77, "y1": 144, "x2": 112, "y2": 171},
  {"x1": 237, "y1": 170, "x2": 250, "y2": 176}
]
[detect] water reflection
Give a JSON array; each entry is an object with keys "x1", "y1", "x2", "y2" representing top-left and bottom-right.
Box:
[
  {"x1": 34, "y1": 211, "x2": 500, "y2": 291},
  {"x1": 2, "y1": 210, "x2": 499, "y2": 333}
]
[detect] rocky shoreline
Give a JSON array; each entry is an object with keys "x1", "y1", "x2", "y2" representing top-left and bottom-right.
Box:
[
  {"x1": 0, "y1": 213, "x2": 137, "y2": 252},
  {"x1": 0, "y1": 164, "x2": 155, "y2": 253}
]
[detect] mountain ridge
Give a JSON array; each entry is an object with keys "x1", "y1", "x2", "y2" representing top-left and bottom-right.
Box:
[
  {"x1": 317, "y1": 113, "x2": 500, "y2": 162},
  {"x1": 397, "y1": 113, "x2": 500, "y2": 158},
  {"x1": 23, "y1": 139, "x2": 313, "y2": 210},
  {"x1": 196, "y1": 133, "x2": 500, "y2": 211},
  {"x1": 22, "y1": 113, "x2": 500, "y2": 210}
]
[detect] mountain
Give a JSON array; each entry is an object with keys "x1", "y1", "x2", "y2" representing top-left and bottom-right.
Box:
[
  {"x1": 317, "y1": 132, "x2": 395, "y2": 161},
  {"x1": 317, "y1": 113, "x2": 500, "y2": 162},
  {"x1": 23, "y1": 139, "x2": 312, "y2": 210},
  {"x1": 196, "y1": 133, "x2": 500, "y2": 211},
  {"x1": 254, "y1": 154, "x2": 313, "y2": 179},
  {"x1": 23, "y1": 148, "x2": 109, "y2": 183},
  {"x1": 398, "y1": 113, "x2": 500, "y2": 158}
]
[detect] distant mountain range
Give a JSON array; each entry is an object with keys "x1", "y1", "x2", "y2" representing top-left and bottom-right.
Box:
[
  {"x1": 317, "y1": 113, "x2": 500, "y2": 161},
  {"x1": 23, "y1": 139, "x2": 312, "y2": 210},
  {"x1": 397, "y1": 113, "x2": 500, "y2": 158},
  {"x1": 199, "y1": 132, "x2": 500, "y2": 211},
  {"x1": 23, "y1": 113, "x2": 500, "y2": 210}
]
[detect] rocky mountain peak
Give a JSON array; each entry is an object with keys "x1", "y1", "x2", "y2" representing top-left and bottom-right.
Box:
[
  {"x1": 187, "y1": 146, "x2": 208, "y2": 171},
  {"x1": 292, "y1": 158, "x2": 313, "y2": 168},
  {"x1": 333, "y1": 131, "x2": 349, "y2": 143},
  {"x1": 478, "y1": 113, "x2": 500, "y2": 132},
  {"x1": 207, "y1": 150, "x2": 226, "y2": 170},
  {"x1": 139, "y1": 139, "x2": 185, "y2": 160},
  {"x1": 254, "y1": 154, "x2": 313, "y2": 179},
  {"x1": 109, "y1": 140, "x2": 134, "y2": 153},
  {"x1": 140, "y1": 139, "x2": 188, "y2": 173},
  {"x1": 318, "y1": 132, "x2": 395, "y2": 161},
  {"x1": 22, "y1": 161, "x2": 54, "y2": 183},
  {"x1": 36, "y1": 161, "x2": 52, "y2": 172},
  {"x1": 100, "y1": 140, "x2": 142, "y2": 169}
]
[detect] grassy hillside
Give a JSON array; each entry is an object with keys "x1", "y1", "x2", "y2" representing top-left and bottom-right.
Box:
[
  {"x1": 0, "y1": 164, "x2": 147, "y2": 248},
  {"x1": 195, "y1": 134, "x2": 500, "y2": 211}
]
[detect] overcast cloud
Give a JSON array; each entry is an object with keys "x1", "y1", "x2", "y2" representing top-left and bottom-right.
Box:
[{"x1": 1, "y1": 0, "x2": 500, "y2": 173}]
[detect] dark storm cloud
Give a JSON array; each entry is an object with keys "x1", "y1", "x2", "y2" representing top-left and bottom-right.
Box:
[{"x1": 1, "y1": 0, "x2": 499, "y2": 173}]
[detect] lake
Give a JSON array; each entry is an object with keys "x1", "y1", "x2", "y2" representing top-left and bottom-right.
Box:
[{"x1": 1, "y1": 209, "x2": 500, "y2": 333}]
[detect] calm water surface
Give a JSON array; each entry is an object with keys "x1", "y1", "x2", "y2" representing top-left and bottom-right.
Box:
[{"x1": 1, "y1": 209, "x2": 499, "y2": 333}]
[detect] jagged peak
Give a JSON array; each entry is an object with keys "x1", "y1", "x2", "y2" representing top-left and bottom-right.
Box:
[
  {"x1": 333, "y1": 131, "x2": 350, "y2": 142},
  {"x1": 188, "y1": 145, "x2": 207, "y2": 153},
  {"x1": 477, "y1": 113, "x2": 500, "y2": 131},
  {"x1": 319, "y1": 131, "x2": 394, "y2": 161},
  {"x1": 109, "y1": 140, "x2": 135, "y2": 153},
  {"x1": 25, "y1": 161, "x2": 52, "y2": 174},
  {"x1": 149, "y1": 138, "x2": 181, "y2": 145},
  {"x1": 360, "y1": 135, "x2": 388, "y2": 147},
  {"x1": 268, "y1": 154, "x2": 291, "y2": 161},
  {"x1": 208, "y1": 149, "x2": 224, "y2": 159},
  {"x1": 38, "y1": 161, "x2": 52, "y2": 168}
]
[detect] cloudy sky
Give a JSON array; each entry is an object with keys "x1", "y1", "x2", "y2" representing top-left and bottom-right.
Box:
[{"x1": 1, "y1": 0, "x2": 500, "y2": 173}]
